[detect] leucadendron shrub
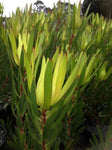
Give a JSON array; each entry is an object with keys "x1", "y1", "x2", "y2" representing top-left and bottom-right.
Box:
[
  {"x1": 1, "y1": 2, "x2": 112, "y2": 150},
  {"x1": 79, "y1": 13, "x2": 112, "y2": 127}
]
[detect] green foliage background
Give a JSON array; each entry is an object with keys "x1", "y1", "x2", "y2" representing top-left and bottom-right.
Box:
[{"x1": 0, "y1": 2, "x2": 112, "y2": 150}]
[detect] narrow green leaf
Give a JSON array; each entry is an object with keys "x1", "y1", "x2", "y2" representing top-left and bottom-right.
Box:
[
  {"x1": 20, "y1": 49, "x2": 24, "y2": 67},
  {"x1": 22, "y1": 32, "x2": 29, "y2": 52},
  {"x1": 105, "y1": 67, "x2": 112, "y2": 80},
  {"x1": 52, "y1": 101, "x2": 70, "y2": 129},
  {"x1": 60, "y1": 52, "x2": 84, "y2": 99},
  {"x1": 62, "y1": 78, "x2": 78, "y2": 105},
  {"x1": 34, "y1": 34, "x2": 39, "y2": 58},
  {"x1": 43, "y1": 117, "x2": 53, "y2": 141},
  {"x1": 52, "y1": 47, "x2": 59, "y2": 68},
  {"x1": 30, "y1": 79, "x2": 38, "y2": 114},
  {"x1": 77, "y1": 65, "x2": 86, "y2": 87},
  {"x1": 36, "y1": 56, "x2": 47, "y2": 108},
  {"x1": 51, "y1": 53, "x2": 67, "y2": 105},
  {"x1": 34, "y1": 48, "x2": 43, "y2": 77},
  {"x1": 27, "y1": 31, "x2": 34, "y2": 58},
  {"x1": 77, "y1": 52, "x2": 87, "y2": 76},
  {"x1": 52, "y1": 51, "x2": 63, "y2": 98},
  {"x1": 18, "y1": 34, "x2": 23, "y2": 61},
  {"x1": 85, "y1": 54, "x2": 96, "y2": 80},
  {"x1": 44, "y1": 59, "x2": 53, "y2": 109},
  {"x1": 99, "y1": 62, "x2": 107, "y2": 81},
  {"x1": 24, "y1": 50, "x2": 33, "y2": 90},
  {"x1": 9, "y1": 29, "x2": 18, "y2": 64},
  {"x1": 38, "y1": 31, "x2": 45, "y2": 46}
]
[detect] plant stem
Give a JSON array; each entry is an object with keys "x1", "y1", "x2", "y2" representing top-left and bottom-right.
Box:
[
  {"x1": 67, "y1": 117, "x2": 71, "y2": 149},
  {"x1": 41, "y1": 110, "x2": 47, "y2": 150},
  {"x1": 42, "y1": 140, "x2": 46, "y2": 150}
]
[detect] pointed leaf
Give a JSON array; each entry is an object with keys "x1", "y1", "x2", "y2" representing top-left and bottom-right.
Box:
[
  {"x1": 9, "y1": 29, "x2": 18, "y2": 64},
  {"x1": 51, "y1": 53, "x2": 67, "y2": 105},
  {"x1": 24, "y1": 50, "x2": 33, "y2": 90},
  {"x1": 52, "y1": 51, "x2": 63, "y2": 98},
  {"x1": 104, "y1": 67, "x2": 112, "y2": 80},
  {"x1": 60, "y1": 52, "x2": 85, "y2": 99},
  {"x1": 27, "y1": 31, "x2": 34, "y2": 58},
  {"x1": 18, "y1": 34, "x2": 23, "y2": 61},
  {"x1": 52, "y1": 47, "x2": 59, "y2": 68},
  {"x1": 85, "y1": 54, "x2": 96, "y2": 80},
  {"x1": 36, "y1": 56, "x2": 47, "y2": 108},
  {"x1": 20, "y1": 49, "x2": 24, "y2": 67},
  {"x1": 44, "y1": 59, "x2": 53, "y2": 109},
  {"x1": 30, "y1": 79, "x2": 38, "y2": 114},
  {"x1": 77, "y1": 65, "x2": 86, "y2": 87}
]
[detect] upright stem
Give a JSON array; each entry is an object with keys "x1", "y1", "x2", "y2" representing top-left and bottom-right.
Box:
[
  {"x1": 41, "y1": 110, "x2": 47, "y2": 150},
  {"x1": 67, "y1": 117, "x2": 71, "y2": 149}
]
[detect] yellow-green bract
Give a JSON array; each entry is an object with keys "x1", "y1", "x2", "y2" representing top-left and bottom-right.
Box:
[
  {"x1": 36, "y1": 50, "x2": 68, "y2": 109},
  {"x1": 36, "y1": 50, "x2": 90, "y2": 110}
]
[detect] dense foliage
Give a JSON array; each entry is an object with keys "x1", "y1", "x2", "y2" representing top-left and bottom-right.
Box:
[{"x1": 0, "y1": 2, "x2": 112, "y2": 150}]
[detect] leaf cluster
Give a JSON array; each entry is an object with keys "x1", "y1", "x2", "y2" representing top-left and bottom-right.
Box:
[{"x1": 0, "y1": 2, "x2": 112, "y2": 150}]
